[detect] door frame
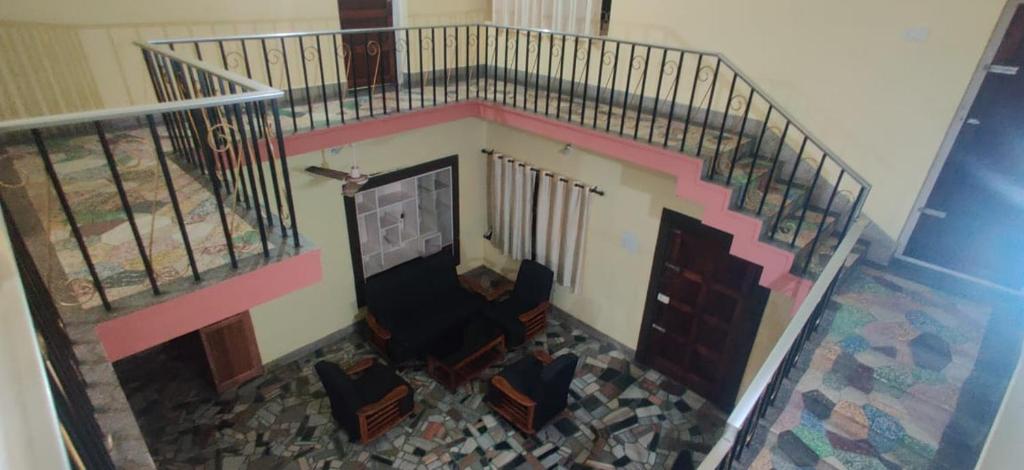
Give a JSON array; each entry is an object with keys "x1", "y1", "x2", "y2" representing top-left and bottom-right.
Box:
[
  {"x1": 895, "y1": 0, "x2": 1024, "y2": 293},
  {"x1": 635, "y1": 209, "x2": 769, "y2": 411}
]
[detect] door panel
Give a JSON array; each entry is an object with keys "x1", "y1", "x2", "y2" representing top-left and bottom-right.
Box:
[
  {"x1": 904, "y1": 5, "x2": 1024, "y2": 289},
  {"x1": 199, "y1": 311, "x2": 264, "y2": 393},
  {"x1": 338, "y1": 0, "x2": 397, "y2": 88},
  {"x1": 637, "y1": 210, "x2": 769, "y2": 412}
]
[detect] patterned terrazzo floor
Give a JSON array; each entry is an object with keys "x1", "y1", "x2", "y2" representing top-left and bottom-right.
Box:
[
  {"x1": 114, "y1": 310, "x2": 726, "y2": 469},
  {"x1": 0, "y1": 128, "x2": 270, "y2": 310},
  {"x1": 745, "y1": 264, "x2": 1022, "y2": 470}
]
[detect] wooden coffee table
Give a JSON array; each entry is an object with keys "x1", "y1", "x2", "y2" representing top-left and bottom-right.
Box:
[
  {"x1": 459, "y1": 265, "x2": 514, "y2": 301},
  {"x1": 427, "y1": 319, "x2": 506, "y2": 391}
]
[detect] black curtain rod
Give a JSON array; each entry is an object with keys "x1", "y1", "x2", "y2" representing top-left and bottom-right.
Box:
[{"x1": 481, "y1": 148, "x2": 605, "y2": 196}]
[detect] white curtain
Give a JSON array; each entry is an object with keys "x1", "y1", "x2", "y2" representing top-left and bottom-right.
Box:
[
  {"x1": 489, "y1": 153, "x2": 534, "y2": 260},
  {"x1": 489, "y1": 154, "x2": 593, "y2": 292},
  {"x1": 492, "y1": 0, "x2": 600, "y2": 34}
]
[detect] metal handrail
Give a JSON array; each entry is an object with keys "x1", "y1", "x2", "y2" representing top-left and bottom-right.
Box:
[
  {"x1": 144, "y1": 24, "x2": 869, "y2": 189},
  {"x1": 697, "y1": 216, "x2": 869, "y2": 470},
  {"x1": 0, "y1": 42, "x2": 282, "y2": 134}
]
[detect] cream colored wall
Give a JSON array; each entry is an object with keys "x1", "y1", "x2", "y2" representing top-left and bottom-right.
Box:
[
  {"x1": 607, "y1": 0, "x2": 1006, "y2": 245},
  {"x1": 1, "y1": 0, "x2": 339, "y2": 118},
  {"x1": 480, "y1": 123, "x2": 795, "y2": 392},
  {"x1": 0, "y1": 0, "x2": 493, "y2": 120},
  {"x1": 249, "y1": 118, "x2": 489, "y2": 363}
]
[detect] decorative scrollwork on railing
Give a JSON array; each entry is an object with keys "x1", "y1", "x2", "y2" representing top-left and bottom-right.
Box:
[
  {"x1": 631, "y1": 54, "x2": 647, "y2": 70},
  {"x1": 421, "y1": 35, "x2": 434, "y2": 51},
  {"x1": 303, "y1": 45, "x2": 319, "y2": 63},
  {"x1": 697, "y1": 64, "x2": 716, "y2": 82},
  {"x1": 730, "y1": 94, "x2": 748, "y2": 112},
  {"x1": 445, "y1": 32, "x2": 457, "y2": 50},
  {"x1": 225, "y1": 50, "x2": 246, "y2": 72}
]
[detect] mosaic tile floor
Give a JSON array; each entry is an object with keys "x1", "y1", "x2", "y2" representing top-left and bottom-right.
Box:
[
  {"x1": 746, "y1": 264, "x2": 1021, "y2": 470},
  {"x1": 114, "y1": 311, "x2": 726, "y2": 469},
  {"x1": 0, "y1": 128, "x2": 270, "y2": 310}
]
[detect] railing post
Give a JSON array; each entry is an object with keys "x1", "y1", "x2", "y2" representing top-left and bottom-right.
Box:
[{"x1": 270, "y1": 101, "x2": 300, "y2": 248}]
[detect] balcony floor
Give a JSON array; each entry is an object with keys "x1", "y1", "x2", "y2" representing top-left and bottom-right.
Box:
[
  {"x1": 1, "y1": 126, "x2": 283, "y2": 315},
  {"x1": 114, "y1": 308, "x2": 727, "y2": 469}
]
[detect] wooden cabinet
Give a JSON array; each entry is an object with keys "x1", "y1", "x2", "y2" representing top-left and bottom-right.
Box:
[{"x1": 199, "y1": 311, "x2": 263, "y2": 393}]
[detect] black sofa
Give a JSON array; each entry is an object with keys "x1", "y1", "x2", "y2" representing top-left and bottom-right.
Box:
[
  {"x1": 314, "y1": 358, "x2": 413, "y2": 443},
  {"x1": 483, "y1": 260, "x2": 554, "y2": 347},
  {"x1": 486, "y1": 351, "x2": 579, "y2": 433},
  {"x1": 365, "y1": 250, "x2": 486, "y2": 363}
]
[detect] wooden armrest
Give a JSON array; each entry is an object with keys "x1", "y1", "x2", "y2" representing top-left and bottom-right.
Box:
[
  {"x1": 345, "y1": 357, "x2": 374, "y2": 376},
  {"x1": 356, "y1": 384, "x2": 409, "y2": 417},
  {"x1": 533, "y1": 350, "x2": 554, "y2": 365},
  {"x1": 366, "y1": 312, "x2": 391, "y2": 340},
  {"x1": 518, "y1": 301, "x2": 551, "y2": 322},
  {"x1": 490, "y1": 376, "x2": 536, "y2": 407}
]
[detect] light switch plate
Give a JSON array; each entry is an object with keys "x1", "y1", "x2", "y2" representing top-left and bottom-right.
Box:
[
  {"x1": 903, "y1": 27, "x2": 930, "y2": 42},
  {"x1": 621, "y1": 231, "x2": 639, "y2": 254}
]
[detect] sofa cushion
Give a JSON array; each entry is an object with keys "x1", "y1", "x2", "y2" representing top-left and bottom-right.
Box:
[
  {"x1": 498, "y1": 355, "x2": 543, "y2": 399},
  {"x1": 355, "y1": 362, "x2": 408, "y2": 405}
]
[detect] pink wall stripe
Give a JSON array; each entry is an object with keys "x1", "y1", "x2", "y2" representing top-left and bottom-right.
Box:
[
  {"x1": 270, "y1": 101, "x2": 816, "y2": 311},
  {"x1": 96, "y1": 249, "x2": 323, "y2": 362}
]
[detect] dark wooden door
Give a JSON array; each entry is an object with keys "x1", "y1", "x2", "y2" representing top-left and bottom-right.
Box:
[
  {"x1": 338, "y1": 0, "x2": 397, "y2": 88},
  {"x1": 637, "y1": 210, "x2": 769, "y2": 412},
  {"x1": 199, "y1": 311, "x2": 264, "y2": 393},
  {"x1": 904, "y1": 5, "x2": 1024, "y2": 290}
]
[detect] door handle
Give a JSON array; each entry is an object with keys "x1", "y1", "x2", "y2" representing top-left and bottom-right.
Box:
[
  {"x1": 651, "y1": 323, "x2": 667, "y2": 333},
  {"x1": 920, "y1": 207, "x2": 947, "y2": 219}
]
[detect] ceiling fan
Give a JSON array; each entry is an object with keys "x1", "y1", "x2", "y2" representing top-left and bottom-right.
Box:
[{"x1": 305, "y1": 147, "x2": 377, "y2": 197}]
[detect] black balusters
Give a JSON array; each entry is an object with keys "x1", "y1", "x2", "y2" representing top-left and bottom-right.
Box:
[
  {"x1": 681, "y1": 54, "x2": 703, "y2": 152},
  {"x1": 593, "y1": 39, "x2": 606, "y2": 128},
  {"x1": 332, "y1": 34, "x2": 346, "y2": 124},
  {"x1": 619, "y1": 44, "x2": 635, "y2": 135},
  {"x1": 771, "y1": 137, "x2": 809, "y2": 238},
  {"x1": 757, "y1": 122, "x2": 790, "y2": 215},
  {"x1": 697, "y1": 58, "x2": 722, "y2": 156},
  {"x1": 316, "y1": 35, "x2": 330, "y2": 126},
  {"x1": 581, "y1": 37, "x2": 592, "y2": 125},
  {"x1": 534, "y1": 31, "x2": 542, "y2": 113},
  {"x1": 146, "y1": 115, "x2": 201, "y2": 281},
  {"x1": 297, "y1": 35, "x2": 316, "y2": 129},
  {"x1": 270, "y1": 102, "x2": 300, "y2": 248},
  {"x1": 740, "y1": 106, "x2": 774, "y2": 204},
  {"x1": 633, "y1": 46, "x2": 650, "y2": 140},
  {"x1": 710, "y1": 73, "x2": 739, "y2": 178},
  {"x1": 792, "y1": 154, "x2": 827, "y2": 247},
  {"x1": 95, "y1": 122, "x2": 161, "y2": 295},
  {"x1": 568, "y1": 36, "x2": 579, "y2": 120},
  {"x1": 606, "y1": 42, "x2": 620, "y2": 131},
  {"x1": 726, "y1": 87, "x2": 755, "y2": 185},
  {"x1": 649, "y1": 48, "x2": 668, "y2": 143},
  {"x1": 31, "y1": 130, "x2": 112, "y2": 310},
  {"x1": 663, "y1": 51, "x2": 684, "y2": 147},
  {"x1": 277, "y1": 38, "x2": 299, "y2": 132}
]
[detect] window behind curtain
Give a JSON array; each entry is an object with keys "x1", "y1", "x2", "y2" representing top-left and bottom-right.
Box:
[{"x1": 492, "y1": 0, "x2": 605, "y2": 35}]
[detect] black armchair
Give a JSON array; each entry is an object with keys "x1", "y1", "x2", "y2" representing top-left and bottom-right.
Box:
[
  {"x1": 483, "y1": 260, "x2": 554, "y2": 347},
  {"x1": 314, "y1": 358, "x2": 413, "y2": 444},
  {"x1": 486, "y1": 351, "x2": 579, "y2": 434}
]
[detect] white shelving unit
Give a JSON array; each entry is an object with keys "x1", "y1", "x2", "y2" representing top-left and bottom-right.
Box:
[{"x1": 355, "y1": 167, "x2": 455, "y2": 278}]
